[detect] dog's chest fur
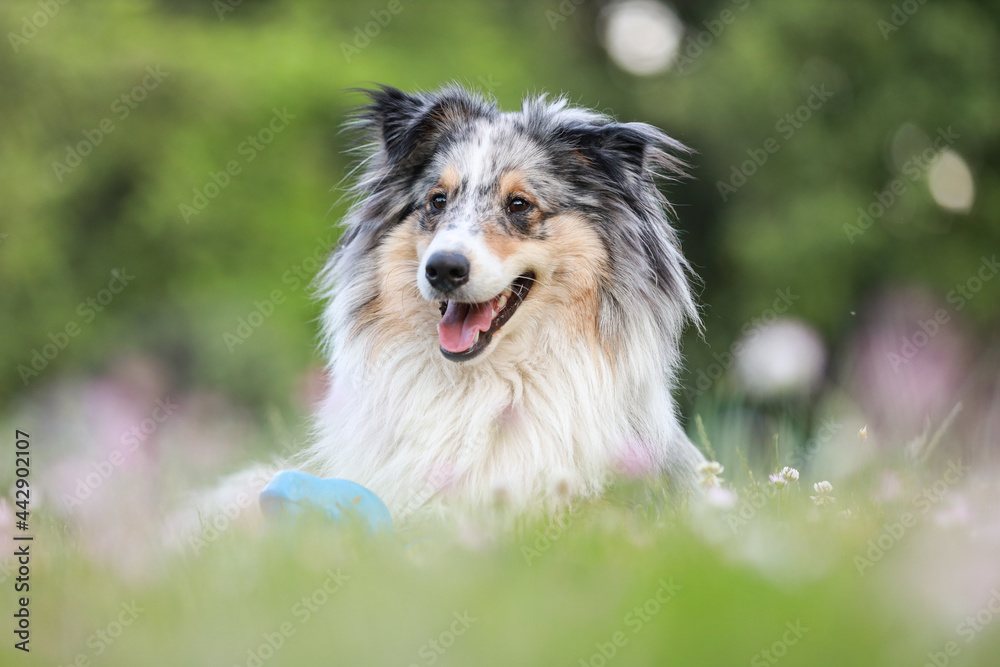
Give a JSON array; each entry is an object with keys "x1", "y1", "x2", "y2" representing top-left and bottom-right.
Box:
[{"x1": 305, "y1": 323, "x2": 690, "y2": 518}]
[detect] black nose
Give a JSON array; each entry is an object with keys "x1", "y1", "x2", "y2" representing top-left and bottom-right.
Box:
[{"x1": 425, "y1": 251, "x2": 470, "y2": 292}]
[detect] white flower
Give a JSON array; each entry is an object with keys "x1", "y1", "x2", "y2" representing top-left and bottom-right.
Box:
[
  {"x1": 698, "y1": 461, "x2": 723, "y2": 475},
  {"x1": 697, "y1": 461, "x2": 724, "y2": 488},
  {"x1": 859, "y1": 425, "x2": 868, "y2": 441},
  {"x1": 768, "y1": 466, "x2": 799, "y2": 488},
  {"x1": 811, "y1": 480, "x2": 836, "y2": 505}
]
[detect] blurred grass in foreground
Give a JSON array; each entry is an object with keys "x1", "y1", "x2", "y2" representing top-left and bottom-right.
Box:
[{"x1": 3, "y1": 441, "x2": 999, "y2": 667}]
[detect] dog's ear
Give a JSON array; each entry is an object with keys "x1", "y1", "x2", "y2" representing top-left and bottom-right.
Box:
[
  {"x1": 561, "y1": 122, "x2": 689, "y2": 183},
  {"x1": 355, "y1": 85, "x2": 491, "y2": 170}
]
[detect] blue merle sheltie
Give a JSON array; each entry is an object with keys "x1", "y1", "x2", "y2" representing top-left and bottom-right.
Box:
[{"x1": 193, "y1": 85, "x2": 705, "y2": 530}]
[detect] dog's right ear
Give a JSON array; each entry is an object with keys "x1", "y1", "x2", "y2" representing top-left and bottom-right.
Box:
[
  {"x1": 558, "y1": 122, "x2": 689, "y2": 185},
  {"x1": 354, "y1": 85, "x2": 492, "y2": 171}
]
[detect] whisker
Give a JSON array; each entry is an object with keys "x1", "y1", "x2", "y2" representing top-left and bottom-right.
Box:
[
  {"x1": 520, "y1": 274, "x2": 549, "y2": 289},
  {"x1": 378, "y1": 264, "x2": 419, "y2": 302}
]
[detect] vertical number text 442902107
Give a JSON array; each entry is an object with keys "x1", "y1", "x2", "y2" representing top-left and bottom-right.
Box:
[{"x1": 13, "y1": 430, "x2": 32, "y2": 653}]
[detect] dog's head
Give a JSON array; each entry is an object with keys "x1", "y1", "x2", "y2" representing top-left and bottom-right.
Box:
[{"x1": 336, "y1": 85, "x2": 697, "y2": 366}]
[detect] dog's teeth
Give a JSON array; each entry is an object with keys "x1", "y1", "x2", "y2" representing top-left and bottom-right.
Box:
[
  {"x1": 496, "y1": 295, "x2": 507, "y2": 311},
  {"x1": 472, "y1": 331, "x2": 480, "y2": 344},
  {"x1": 502, "y1": 288, "x2": 512, "y2": 298}
]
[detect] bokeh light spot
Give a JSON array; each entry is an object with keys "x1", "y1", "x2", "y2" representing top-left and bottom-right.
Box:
[
  {"x1": 601, "y1": 1, "x2": 683, "y2": 76},
  {"x1": 927, "y1": 149, "x2": 975, "y2": 213}
]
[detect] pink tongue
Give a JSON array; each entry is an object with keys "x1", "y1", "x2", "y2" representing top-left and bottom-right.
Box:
[{"x1": 438, "y1": 300, "x2": 494, "y2": 353}]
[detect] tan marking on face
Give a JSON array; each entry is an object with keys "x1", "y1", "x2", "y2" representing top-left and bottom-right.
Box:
[
  {"x1": 481, "y1": 169, "x2": 543, "y2": 260},
  {"x1": 485, "y1": 213, "x2": 610, "y2": 362},
  {"x1": 498, "y1": 170, "x2": 542, "y2": 222},
  {"x1": 354, "y1": 214, "x2": 437, "y2": 360},
  {"x1": 541, "y1": 213, "x2": 608, "y2": 351},
  {"x1": 438, "y1": 164, "x2": 461, "y2": 192},
  {"x1": 498, "y1": 169, "x2": 529, "y2": 198},
  {"x1": 482, "y1": 225, "x2": 521, "y2": 261}
]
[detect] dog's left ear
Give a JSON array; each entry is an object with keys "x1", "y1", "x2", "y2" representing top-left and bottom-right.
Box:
[
  {"x1": 355, "y1": 85, "x2": 492, "y2": 171},
  {"x1": 562, "y1": 122, "x2": 689, "y2": 183}
]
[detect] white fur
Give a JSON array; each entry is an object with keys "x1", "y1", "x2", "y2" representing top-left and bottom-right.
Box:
[{"x1": 302, "y1": 248, "x2": 703, "y2": 523}]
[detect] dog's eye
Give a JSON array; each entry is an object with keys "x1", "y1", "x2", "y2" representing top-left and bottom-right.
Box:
[
  {"x1": 507, "y1": 197, "x2": 531, "y2": 214},
  {"x1": 430, "y1": 194, "x2": 448, "y2": 211}
]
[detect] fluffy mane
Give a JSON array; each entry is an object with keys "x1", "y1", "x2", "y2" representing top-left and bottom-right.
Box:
[{"x1": 299, "y1": 85, "x2": 703, "y2": 520}]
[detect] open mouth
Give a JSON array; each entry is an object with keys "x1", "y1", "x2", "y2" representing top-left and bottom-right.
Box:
[{"x1": 436, "y1": 273, "x2": 535, "y2": 361}]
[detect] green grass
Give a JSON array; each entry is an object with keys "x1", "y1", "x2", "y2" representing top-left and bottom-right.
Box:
[{"x1": 5, "y1": 462, "x2": 999, "y2": 667}]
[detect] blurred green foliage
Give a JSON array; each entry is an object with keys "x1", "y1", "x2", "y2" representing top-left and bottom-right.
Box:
[
  {"x1": 1, "y1": 0, "x2": 998, "y2": 415},
  {"x1": 1, "y1": 5, "x2": 998, "y2": 663}
]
